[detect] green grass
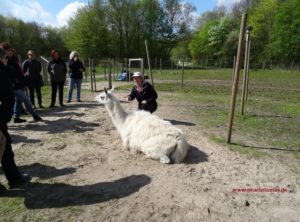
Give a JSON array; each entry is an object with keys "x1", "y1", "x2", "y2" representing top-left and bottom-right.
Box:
[
  {"x1": 209, "y1": 135, "x2": 266, "y2": 158},
  {"x1": 117, "y1": 68, "x2": 300, "y2": 157},
  {"x1": 39, "y1": 83, "x2": 91, "y2": 107}
]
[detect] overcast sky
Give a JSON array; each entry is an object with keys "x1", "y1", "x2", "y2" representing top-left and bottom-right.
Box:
[{"x1": 0, "y1": 0, "x2": 241, "y2": 27}]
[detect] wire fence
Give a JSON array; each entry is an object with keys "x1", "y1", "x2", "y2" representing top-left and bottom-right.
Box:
[{"x1": 38, "y1": 56, "x2": 300, "y2": 92}]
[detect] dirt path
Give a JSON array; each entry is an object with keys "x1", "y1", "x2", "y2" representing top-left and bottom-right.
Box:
[{"x1": 2, "y1": 90, "x2": 299, "y2": 221}]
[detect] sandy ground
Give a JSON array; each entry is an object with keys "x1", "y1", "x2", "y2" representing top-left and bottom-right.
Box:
[{"x1": 1, "y1": 88, "x2": 299, "y2": 222}]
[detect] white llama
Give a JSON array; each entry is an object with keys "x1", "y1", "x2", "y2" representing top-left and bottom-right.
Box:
[{"x1": 95, "y1": 88, "x2": 189, "y2": 164}]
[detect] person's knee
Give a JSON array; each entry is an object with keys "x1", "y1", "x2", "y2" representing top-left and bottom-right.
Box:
[{"x1": 139, "y1": 103, "x2": 157, "y2": 113}]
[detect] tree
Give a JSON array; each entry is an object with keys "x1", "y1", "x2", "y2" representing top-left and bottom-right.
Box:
[
  {"x1": 248, "y1": 0, "x2": 279, "y2": 65},
  {"x1": 195, "y1": 5, "x2": 226, "y2": 30},
  {"x1": 64, "y1": 3, "x2": 109, "y2": 58},
  {"x1": 271, "y1": 0, "x2": 300, "y2": 67},
  {"x1": 208, "y1": 16, "x2": 236, "y2": 62},
  {"x1": 171, "y1": 40, "x2": 190, "y2": 61},
  {"x1": 189, "y1": 20, "x2": 218, "y2": 63},
  {"x1": 0, "y1": 15, "x2": 67, "y2": 59}
]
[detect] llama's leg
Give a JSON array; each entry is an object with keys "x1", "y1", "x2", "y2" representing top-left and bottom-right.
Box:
[
  {"x1": 159, "y1": 155, "x2": 171, "y2": 164},
  {"x1": 121, "y1": 136, "x2": 130, "y2": 150},
  {"x1": 142, "y1": 144, "x2": 171, "y2": 164},
  {"x1": 122, "y1": 141, "x2": 130, "y2": 150}
]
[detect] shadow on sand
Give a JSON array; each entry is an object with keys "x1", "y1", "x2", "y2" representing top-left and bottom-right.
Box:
[
  {"x1": 231, "y1": 143, "x2": 299, "y2": 152},
  {"x1": 1, "y1": 174, "x2": 151, "y2": 209},
  {"x1": 9, "y1": 118, "x2": 99, "y2": 134},
  {"x1": 184, "y1": 145, "x2": 208, "y2": 164},
  {"x1": 10, "y1": 134, "x2": 41, "y2": 144},
  {"x1": 164, "y1": 119, "x2": 196, "y2": 126},
  {"x1": 18, "y1": 163, "x2": 77, "y2": 180}
]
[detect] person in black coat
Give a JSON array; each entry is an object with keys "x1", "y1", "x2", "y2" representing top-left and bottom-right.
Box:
[
  {"x1": 0, "y1": 46, "x2": 30, "y2": 190},
  {"x1": 22, "y1": 50, "x2": 44, "y2": 108},
  {"x1": 3, "y1": 44, "x2": 42, "y2": 123},
  {"x1": 47, "y1": 49, "x2": 67, "y2": 107},
  {"x1": 67, "y1": 51, "x2": 85, "y2": 103},
  {"x1": 127, "y1": 72, "x2": 158, "y2": 113}
]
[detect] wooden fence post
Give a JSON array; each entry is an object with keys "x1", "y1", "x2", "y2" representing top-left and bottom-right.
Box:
[
  {"x1": 240, "y1": 26, "x2": 252, "y2": 114},
  {"x1": 245, "y1": 39, "x2": 251, "y2": 101},
  {"x1": 89, "y1": 58, "x2": 93, "y2": 91},
  {"x1": 232, "y1": 56, "x2": 236, "y2": 82},
  {"x1": 145, "y1": 40, "x2": 154, "y2": 86},
  {"x1": 108, "y1": 59, "x2": 112, "y2": 89},
  {"x1": 181, "y1": 58, "x2": 185, "y2": 88},
  {"x1": 227, "y1": 13, "x2": 247, "y2": 143},
  {"x1": 160, "y1": 58, "x2": 162, "y2": 76}
]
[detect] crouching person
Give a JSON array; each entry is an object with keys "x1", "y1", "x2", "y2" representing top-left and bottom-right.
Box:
[{"x1": 127, "y1": 72, "x2": 158, "y2": 113}]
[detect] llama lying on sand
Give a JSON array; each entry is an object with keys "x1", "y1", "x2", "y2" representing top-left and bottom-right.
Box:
[{"x1": 95, "y1": 88, "x2": 189, "y2": 164}]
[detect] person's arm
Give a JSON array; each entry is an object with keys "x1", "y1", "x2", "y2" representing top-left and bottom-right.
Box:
[
  {"x1": 144, "y1": 83, "x2": 158, "y2": 103},
  {"x1": 38, "y1": 61, "x2": 42, "y2": 73},
  {"x1": 47, "y1": 62, "x2": 53, "y2": 75},
  {"x1": 63, "y1": 60, "x2": 67, "y2": 75},
  {"x1": 22, "y1": 60, "x2": 28, "y2": 74},
  {"x1": 68, "y1": 60, "x2": 75, "y2": 69},
  {"x1": 80, "y1": 61, "x2": 85, "y2": 72},
  {"x1": 127, "y1": 86, "x2": 136, "y2": 101},
  {"x1": 0, "y1": 84, "x2": 14, "y2": 124}
]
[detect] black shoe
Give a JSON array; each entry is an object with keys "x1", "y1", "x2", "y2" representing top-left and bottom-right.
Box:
[
  {"x1": 20, "y1": 108, "x2": 27, "y2": 115},
  {"x1": 77, "y1": 99, "x2": 82, "y2": 102},
  {"x1": 0, "y1": 183, "x2": 6, "y2": 192},
  {"x1": 66, "y1": 100, "x2": 71, "y2": 103},
  {"x1": 13, "y1": 118, "x2": 27, "y2": 123},
  {"x1": 33, "y1": 115, "x2": 43, "y2": 121},
  {"x1": 60, "y1": 103, "x2": 65, "y2": 107},
  {"x1": 39, "y1": 104, "x2": 44, "y2": 109},
  {"x1": 49, "y1": 104, "x2": 55, "y2": 108},
  {"x1": 8, "y1": 174, "x2": 31, "y2": 189}
]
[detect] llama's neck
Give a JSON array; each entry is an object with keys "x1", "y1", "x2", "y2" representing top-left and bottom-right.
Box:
[{"x1": 105, "y1": 95, "x2": 127, "y2": 129}]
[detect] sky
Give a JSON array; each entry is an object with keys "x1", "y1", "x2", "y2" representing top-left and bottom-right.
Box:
[{"x1": 0, "y1": 0, "x2": 241, "y2": 28}]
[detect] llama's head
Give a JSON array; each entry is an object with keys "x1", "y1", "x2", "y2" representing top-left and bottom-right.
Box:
[{"x1": 95, "y1": 87, "x2": 115, "y2": 104}]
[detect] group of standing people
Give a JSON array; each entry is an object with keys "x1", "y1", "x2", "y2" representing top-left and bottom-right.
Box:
[
  {"x1": 47, "y1": 49, "x2": 85, "y2": 107},
  {"x1": 0, "y1": 43, "x2": 86, "y2": 190}
]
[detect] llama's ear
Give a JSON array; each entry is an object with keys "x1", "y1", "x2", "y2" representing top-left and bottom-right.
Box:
[{"x1": 104, "y1": 87, "x2": 108, "y2": 94}]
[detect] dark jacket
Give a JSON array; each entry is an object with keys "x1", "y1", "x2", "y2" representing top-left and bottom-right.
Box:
[
  {"x1": 47, "y1": 58, "x2": 67, "y2": 82},
  {"x1": 22, "y1": 59, "x2": 43, "y2": 87},
  {"x1": 6, "y1": 57, "x2": 25, "y2": 90},
  {"x1": 0, "y1": 61, "x2": 15, "y2": 130},
  {"x1": 68, "y1": 59, "x2": 85, "y2": 79},
  {"x1": 128, "y1": 81, "x2": 158, "y2": 105}
]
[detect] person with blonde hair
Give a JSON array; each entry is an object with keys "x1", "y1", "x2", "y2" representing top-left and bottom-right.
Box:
[{"x1": 67, "y1": 51, "x2": 85, "y2": 103}]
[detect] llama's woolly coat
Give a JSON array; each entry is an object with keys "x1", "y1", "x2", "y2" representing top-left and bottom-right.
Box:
[{"x1": 96, "y1": 90, "x2": 189, "y2": 163}]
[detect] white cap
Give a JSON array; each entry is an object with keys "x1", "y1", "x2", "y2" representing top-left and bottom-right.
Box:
[{"x1": 133, "y1": 72, "x2": 143, "y2": 78}]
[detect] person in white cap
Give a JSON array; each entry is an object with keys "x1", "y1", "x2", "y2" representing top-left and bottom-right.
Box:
[{"x1": 127, "y1": 72, "x2": 158, "y2": 113}]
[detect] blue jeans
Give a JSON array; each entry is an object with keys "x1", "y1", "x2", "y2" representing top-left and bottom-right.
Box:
[
  {"x1": 13, "y1": 89, "x2": 37, "y2": 118},
  {"x1": 67, "y1": 78, "x2": 82, "y2": 101}
]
